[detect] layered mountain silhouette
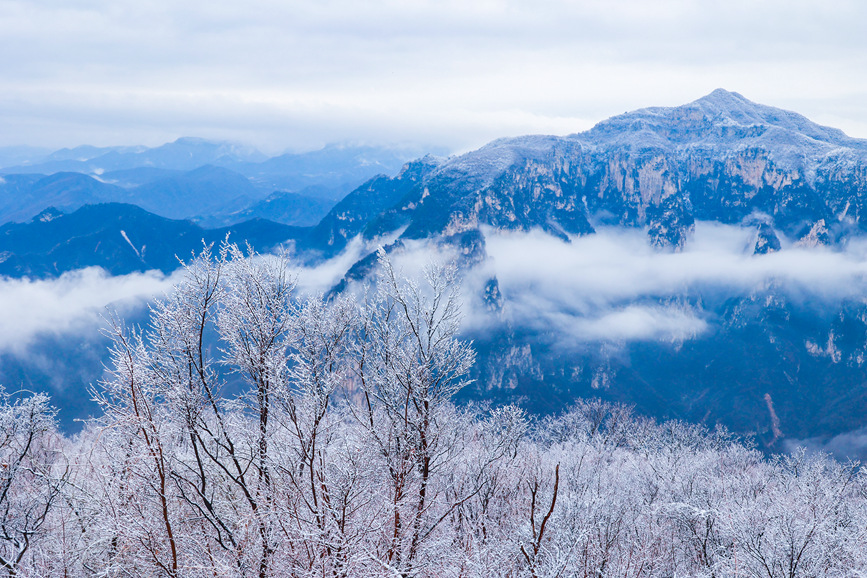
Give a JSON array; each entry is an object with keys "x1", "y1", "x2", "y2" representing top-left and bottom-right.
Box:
[
  {"x1": 0, "y1": 141, "x2": 423, "y2": 225},
  {"x1": 11, "y1": 91, "x2": 863, "y2": 264},
  {"x1": 1, "y1": 137, "x2": 264, "y2": 173},
  {"x1": 0, "y1": 204, "x2": 304, "y2": 277}
]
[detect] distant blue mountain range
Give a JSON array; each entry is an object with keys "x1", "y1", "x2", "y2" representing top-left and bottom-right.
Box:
[{"x1": 0, "y1": 140, "x2": 431, "y2": 225}]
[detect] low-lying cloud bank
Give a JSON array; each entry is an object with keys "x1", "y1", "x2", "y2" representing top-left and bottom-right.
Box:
[
  {"x1": 290, "y1": 236, "x2": 368, "y2": 295},
  {"x1": 0, "y1": 268, "x2": 174, "y2": 355},
  {"x1": 485, "y1": 223, "x2": 867, "y2": 304},
  {"x1": 4, "y1": 222, "x2": 867, "y2": 355},
  {"x1": 466, "y1": 223, "x2": 867, "y2": 343},
  {"x1": 0, "y1": 241, "x2": 369, "y2": 358}
]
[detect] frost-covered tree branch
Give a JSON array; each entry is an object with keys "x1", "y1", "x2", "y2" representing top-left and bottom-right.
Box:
[{"x1": 1, "y1": 243, "x2": 867, "y2": 576}]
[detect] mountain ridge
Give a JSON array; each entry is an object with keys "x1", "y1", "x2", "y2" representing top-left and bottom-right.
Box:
[
  {"x1": 0, "y1": 203, "x2": 306, "y2": 277},
  {"x1": 316, "y1": 89, "x2": 867, "y2": 269}
]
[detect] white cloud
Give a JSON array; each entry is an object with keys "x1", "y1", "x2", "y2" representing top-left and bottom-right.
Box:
[
  {"x1": 454, "y1": 222, "x2": 867, "y2": 343},
  {"x1": 289, "y1": 236, "x2": 368, "y2": 295},
  {"x1": 327, "y1": 222, "x2": 867, "y2": 344},
  {"x1": 484, "y1": 224, "x2": 867, "y2": 309},
  {"x1": 784, "y1": 427, "x2": 867, "y2": 461},
  {"x1": 4, "y1": 220, "x2": 867, "y2": 355},
  {"x1": 0, "y1": 237, "x2": 387, "y2": 357},
  {"x1": 545, "y1": 305, "x2": 708, "y2": 343},
  {"x1": 0, "y1": 268, "x2": 174, "y2": 354}
]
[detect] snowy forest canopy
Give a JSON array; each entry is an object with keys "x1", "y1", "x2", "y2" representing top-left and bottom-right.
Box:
[{"x1": 0, "y1": 244, "x2": 865, "y2": 577}]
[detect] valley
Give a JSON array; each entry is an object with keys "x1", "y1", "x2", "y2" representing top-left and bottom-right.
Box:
[{"x1": 3, "y1": 91, "x2": 867, "y2": 458}]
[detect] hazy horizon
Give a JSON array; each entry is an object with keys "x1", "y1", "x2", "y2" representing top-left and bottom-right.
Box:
[{"x1": 2, "y1": 1, "x2": 867, "y2": 154}]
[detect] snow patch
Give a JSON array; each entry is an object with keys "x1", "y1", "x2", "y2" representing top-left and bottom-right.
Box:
[
  {"x1": 120, "y1": 230, "x2": 141, "y2": 258},
  {"x1": 39, "y1": 212, "x2": 60, "y2": 223}
]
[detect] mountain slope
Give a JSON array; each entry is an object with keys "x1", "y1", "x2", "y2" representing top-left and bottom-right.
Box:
[
  {"x1": 0, "y1": 203, "x2": 305, "y2": 277},
  {"x1": 303, "y1": 155, "x2": 442, "y2": 256},
  {"x1": 126, "y1": 165, "x2": 269, "y2": 220},
  {"x1": 302, "y1": 90, "x2": 867, "y2": 454},
  {"x1": 202, "y1": 190, "x2": 337, "y2": 227},
  {"x1": 0, "y1": 173, "x2": 128, "y2": 224}
]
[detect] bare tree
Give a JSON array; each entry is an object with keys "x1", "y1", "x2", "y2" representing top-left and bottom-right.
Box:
[
  {"x1": 67, "y1": 243, "x2": 867, "y2": 578},
  {"x1": 351, "y1": 249, "x2": 481, "y2": 576},
  {"x1": 0, "y1": 388, "x2": 66, "y2": 577},
  {"x1": 270, "y1": 292, "x2": 363, "y2": 577},
  {"x1": 94, "y1": 317, "x2": 181, "y2": 576}
]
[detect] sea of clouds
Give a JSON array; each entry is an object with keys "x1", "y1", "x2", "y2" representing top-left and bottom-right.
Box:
[
  {"x1": 469, "y1": 222, "x2": 867, "y2": 342},
  {"x1": 5, "y1": 222, "x2": 867, "y2": 356}
]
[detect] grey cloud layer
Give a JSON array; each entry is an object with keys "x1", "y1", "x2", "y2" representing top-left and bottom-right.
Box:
[{"x1": 2, "y1": 0, "x2": 866, "y2": 151}]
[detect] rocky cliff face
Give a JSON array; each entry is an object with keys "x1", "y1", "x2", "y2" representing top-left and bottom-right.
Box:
[
  {"x1": 320, "y1": 89, "x2": 867, "y2": 261},
  {"x1": 312, "y1": 90, "x2": 867, "y2": 454},
  {"x1": 569, "y1": 89, "x2": 866, "y2": 246}
]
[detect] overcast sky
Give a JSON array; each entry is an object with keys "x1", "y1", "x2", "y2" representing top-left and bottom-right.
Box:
[{"x1": 2, "y1": 0, "x2": 866, "y2": 153}]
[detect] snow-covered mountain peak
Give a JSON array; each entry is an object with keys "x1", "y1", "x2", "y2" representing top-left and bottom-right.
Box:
[
  {"x1": 691, "y1": 89, "x2": 856, "y2": 144},
  {"x1": 691, "y1": 88, "x2": 766, "y2": 123},
  {"x1": 572, "y1": 89, "x2": 867, "y2": 180},
  {"x1": 408, "y1": 91, "x2": 867, "y2": 195}
]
